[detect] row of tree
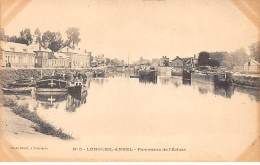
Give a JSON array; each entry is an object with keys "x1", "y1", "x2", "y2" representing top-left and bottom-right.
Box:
[
  {"x1": 198, "y1": 42, "x2": 260, "y2": 68},
  {"x1": 0, "y1": 27, "x2": 81, "y2": 52}
]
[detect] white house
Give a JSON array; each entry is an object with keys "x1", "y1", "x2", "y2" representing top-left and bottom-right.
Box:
[
  {"x1": 1, "y1": 41, "x2": 35, "y2": 68},
  {"x1": 243, "y1": 58, "x2": 260, "y2": 73}
]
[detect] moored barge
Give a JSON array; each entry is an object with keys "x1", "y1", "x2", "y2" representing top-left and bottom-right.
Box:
[{"x1": 36, "y1": 75, "x2": 68, "y2": 92}]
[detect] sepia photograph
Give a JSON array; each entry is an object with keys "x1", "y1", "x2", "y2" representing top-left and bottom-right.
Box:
[{"x1": 0, "y1": 0, "x2": 259, "y2": 162}]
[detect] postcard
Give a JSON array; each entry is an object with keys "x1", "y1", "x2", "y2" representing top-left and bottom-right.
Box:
[{"x1": 0, "y1": 0, "x2": 259, "y2": 162}]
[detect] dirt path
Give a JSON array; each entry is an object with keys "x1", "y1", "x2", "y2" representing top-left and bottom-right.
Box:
[{"x1": 1, "y1": 106, "x2": 54, "y2": 139}]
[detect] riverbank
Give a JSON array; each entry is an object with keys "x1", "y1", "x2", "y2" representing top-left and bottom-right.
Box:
[
  {"x1": 1, "y1": 96, "x2": 73, "y2": 140},
  {"x1": 188, "y1": 71, "x2": 260, "y2": 88},
  {"x1": 233, "y1": 74, "x2": 260, "y2": 89}
]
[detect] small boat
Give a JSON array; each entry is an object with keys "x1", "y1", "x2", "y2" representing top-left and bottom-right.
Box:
[
  {"x1": 2, "y1": 78, "x2": 35, "y2": 94},
  {"x1": 68, "y1": 77, "x2": 87, "y2": 95},
  {"x1": 36, "y1": 75, "x2": 68, "y2": 93}
]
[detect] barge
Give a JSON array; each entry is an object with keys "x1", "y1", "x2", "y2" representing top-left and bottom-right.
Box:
[
  {"x1": 36, "y1": 75, "x2": 68, "y2": 93},
  {"x1": 2, "y1": 78, "x2": 36, "y2": 94}
]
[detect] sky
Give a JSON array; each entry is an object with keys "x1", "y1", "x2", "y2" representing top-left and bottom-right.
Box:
[{"x1": 3, "y1": 0, "x2": 259, "y2": 62}]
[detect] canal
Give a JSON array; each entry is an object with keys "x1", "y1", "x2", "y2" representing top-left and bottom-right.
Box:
[{"x1": 3, "y1": 73, "x2": 259, "y2": 161}]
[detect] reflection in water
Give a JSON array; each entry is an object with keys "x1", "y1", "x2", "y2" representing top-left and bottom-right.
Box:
[
  {"x1": 91, "y1": 78, "x2": 109, "y2": 86},
  {"x1": 66, "y1": 91, "x2": 87, "y2": 112},
  {"x1": 214, "y1": 85, "x2": 235, "y2": 99},
  {"x1": 159, "y1": 77, "x2": 171, "y2": 85},
  {"x1": 194, "y1": 81, "x2": 235, "y2": 98},
  {"x1": 198, "y1": 87, "x2": 208, "y2": 94},
  {"x1": 36, "y1": 92, "x2": 67, "y2": 109},
  {"x1": 235, "y1": 86, "x2": 259, "y2": 101},
  {"x1": 35, "y1": 90, "x2": 88, "y2": 111},
  {"x1": 3, "y1": 74, "x2": 259, "y2": 160},
  {"x1": 182, "y1": 79, "x2": 191, "y2": 86}
]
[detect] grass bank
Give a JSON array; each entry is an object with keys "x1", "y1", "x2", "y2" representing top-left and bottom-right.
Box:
[
  {"x1": 233, "y1": 75, "x2": 260, "y2": 88},
  {"x1": 3, "y1": 97, "x2": 73, "y2": 140}
]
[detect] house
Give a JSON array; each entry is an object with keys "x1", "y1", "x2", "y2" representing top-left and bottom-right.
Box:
[
  {"x1": 58, "y1": 46, "x2": 75, "y2": 68},
  {"x1": 75, "y1": 48, "x2": 91, "y2": 68},
  {"x1": 243, "y1": 58, "x2": 260, "y2": 73},
  {"x1": 182, "y1": 54, "x2": 199, "y2": 69},
  {"x1": 29, "y1": 43, "x2": 52, "y2": 68},
  {"x1": 171, "y1": 56, "x2": 183, "y2": 68},
  {"x1": 58, "y1": 46, "x2": 91, "y2": 68},
  {"x1": 138, "y1": 57, "x2": 151, "y2": 66},
  {"x1": 0, "y1": 41, "x2": 35, "y2": 68},
  {"x1": 95, "y1": 54, "x2": 106, "y2": 67},
  {"x1": 48, "y1": 52, "x2": 70, "y2": 68}
]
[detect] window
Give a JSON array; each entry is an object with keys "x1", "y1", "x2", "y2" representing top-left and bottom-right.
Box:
[{"x1": 248, "y1": 62, "x2": 251, "y2": 66}]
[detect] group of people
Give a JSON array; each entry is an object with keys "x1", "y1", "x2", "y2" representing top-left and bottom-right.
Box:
[{"x1": 72, "y1": 71, "x2": 88, "y2": 84}]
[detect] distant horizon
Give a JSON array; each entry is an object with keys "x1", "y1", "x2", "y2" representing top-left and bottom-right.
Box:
[{"x1": 3, "y1": 0, "x2": 258, "y2": 63}]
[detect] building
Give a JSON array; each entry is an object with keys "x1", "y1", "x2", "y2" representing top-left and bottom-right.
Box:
[
  {"x1": 243, "y1": 58, "x2": 260, "y2": 73},
  {"x1": 29, "y1": 43, "x2": 52, "y2": 68},
  {"x1": 48, "y1": 52, "x2": 70, "y2": 68},
  {"x1": 75, "y1": 48, "x2": 91, "y2": 68},
  {"x1": 171, "y1": 56, "x2": 183, "y2": 68},
  {"x1": 95, "y1": 54, "x2": 106, "y2": 67},
  {"x1": 58, "y1": 46, "x2": 91, "y2": 68},
  {"x1": 182, "y1": 54, "x2": 198, "y2": 69},
  {"x1": 1, "y1": 41, "x2": 35, "y2": 68}
]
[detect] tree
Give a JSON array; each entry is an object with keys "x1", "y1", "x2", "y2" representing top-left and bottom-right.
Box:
[
  {"x1": 34, "y1": 28, "x2": 42, "y2": 45},
  {"x1": 65, "y1": 27, "x2": 81, "y2": 49},
  {"x1": 18, "y1": 28, "x2": 32, "y2": 45},
  {"x1": 229, "y1": 48, "x2": 249, "y2": 67},
  {"x1": 8, "y1": 36, "x2": 18, "y2": 42},
  {"x1": 209, "y1": 51, "x2": 228, "y2": 66},
  {"x1": 42, "y1": 31, "x2": 63, "y2": 51},
  {"x1": 208, "y1": 59, "x2": 220, "y2": 67},
  {"x1": 198, "y1": 51, "x2": 210, "y2": 66},
  {"x1": 162, "y1": 56, "x2": 169, "y2": 67},
  {"x1": 105, "y1": 58, "x2": 111, "y2": 65},
  {"x1": 249, "y1": 42, "x2": 260, "y2": 62}
]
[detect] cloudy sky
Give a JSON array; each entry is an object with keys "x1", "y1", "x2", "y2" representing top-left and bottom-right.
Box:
[{"x1": 3, "y1": 0, "x2": 258, "y2": 62}]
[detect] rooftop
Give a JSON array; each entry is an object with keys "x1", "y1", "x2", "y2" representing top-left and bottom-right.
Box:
[{"x1": 0, "y1": 41, "x2": 34, "y2": 54}]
